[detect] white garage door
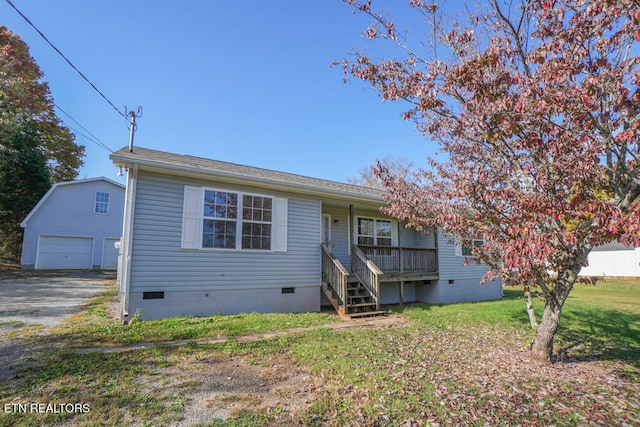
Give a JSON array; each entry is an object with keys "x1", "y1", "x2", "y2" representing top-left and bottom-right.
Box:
[
  {"x1": 101, "y1": 238, "x2": 120, "y2": 270},
  {"x1": 36, "y1": 236, "x2": 93, "y2": 270}
]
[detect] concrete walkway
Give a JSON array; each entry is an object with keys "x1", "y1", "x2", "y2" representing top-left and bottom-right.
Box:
[{"x1": 72, "y1": 315, "x2": 408, "y2": 355}]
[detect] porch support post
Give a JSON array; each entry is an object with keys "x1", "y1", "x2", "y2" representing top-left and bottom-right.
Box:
[
  {"x1": 398, "y1": 221, "x2": 404, "y2": 307},
  {"x1": 433, "y1": 226, "x2": 439, "y2": 275},
  {"x1": 349, "y1": 204, "x2": 354, "y2": 247},
  {"x1": 433, "y1": 226, "x2": 438, "y2": 249}
]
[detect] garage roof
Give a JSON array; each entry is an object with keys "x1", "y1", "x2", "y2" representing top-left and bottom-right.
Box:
[{"x1": 20, "y1": 177, "x2": 125, "y2": 227}]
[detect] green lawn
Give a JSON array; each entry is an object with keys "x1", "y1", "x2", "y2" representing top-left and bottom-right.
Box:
[
  {"x1": 48, "y1": 290, "x2": 339, "y2": 347},
  {"x1": 568, "y1": 277, "x2": 640, "y2": 312},
  {"x1": 1, "y1": 278, "x2": 638, "y2": 426}
]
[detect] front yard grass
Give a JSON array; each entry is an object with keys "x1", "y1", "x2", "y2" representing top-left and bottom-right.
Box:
[
  {"x1": 49, "y1": 288, "x2": 340, "y2": 347},
  {"x1": 0, "y1": 278, "x2": 638, "y2": 426}
]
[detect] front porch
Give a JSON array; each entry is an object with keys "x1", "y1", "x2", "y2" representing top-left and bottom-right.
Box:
[
  {"x1": 321, "y1": 243, "x2": 439, "y2": 319},
  {"x1": 357, "y1": 245, "x2": 439, "y2": 282}
]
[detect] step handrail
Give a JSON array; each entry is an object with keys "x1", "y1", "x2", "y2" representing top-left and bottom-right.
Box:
[
  {"x1": 321, "y1": 243, "x2": 349, "y2": 311},
  {"x1": 351, "y1": 245, "x2": 381, "y2": 310}
]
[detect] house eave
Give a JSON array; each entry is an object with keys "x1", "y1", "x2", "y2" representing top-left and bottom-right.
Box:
[{"x1": 110, "y1": 153, "x2": 385, "y2": 206}]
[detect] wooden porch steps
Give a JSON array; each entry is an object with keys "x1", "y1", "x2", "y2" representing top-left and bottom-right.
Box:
[
  {"x1": 321, "y1": 243, "x2": 385, "y2": 320},
  {"x1": 322, "y1": 242, "x2": 439, "y2": 320},
  {"x1": 321, "y1": 280, "x2": 385, "y2": 320},
  {"x1": 344, "y1": 280, "x2": 380, "y2": 317},
  {"x1": 348, "y1": 302, "x2": 377, "y2": 308},
  {"x1": 347, "y1": 310, "x2": 386, "y2": 318}
]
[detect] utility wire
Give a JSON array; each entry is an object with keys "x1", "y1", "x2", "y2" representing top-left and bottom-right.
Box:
[
  {"x1": 66, "y1": 124, "x2": 111, "y2": 152},
  {"x1": 5, "y1": 0, "x2": 126, "y2": 118},
  {"x1": 54, "y1": 103, "x2": 114, "y2": 153}
]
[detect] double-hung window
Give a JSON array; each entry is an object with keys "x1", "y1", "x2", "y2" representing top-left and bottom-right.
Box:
[
  {"x1": 201, "y1": 190, "x2": 273, "y2": 250},
  {"x1": 183, "y1": 186, "x2": 286, "y2": 252},
  {"x1": 202, "y1": 190, "x2": 238, "y2": 249},
  {"x1": 241, "y1": 194, "x2": 272, "y2": 250},
  {"x1": 460, "y1": 238, "x2": 483, "y2": 257},
  {"x1": 357, "y1": 218, "x2": 392, "y2": 246},
  {"x1": 95, "y1": 192, "x2": 109, "y2": 214}
]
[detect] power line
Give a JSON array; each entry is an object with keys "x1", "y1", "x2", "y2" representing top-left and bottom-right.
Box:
[
  {"x1": 54, "y1": 103, "x2": 114, "y2": 153},
  {"x1": 66, "y1": 124, "x2": 111, "y2": 153},
  {"x1": 55, "y1": 104, "x2": 113, "y2": 152},
  {"x1": 4, "y1": 0, "x2": 126, "y2": 118}
]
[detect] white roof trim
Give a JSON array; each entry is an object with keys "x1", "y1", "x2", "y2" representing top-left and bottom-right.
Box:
[
  {"x1": 20, "y1": 177, "x2": 125, "y2": 227},
  {"x1": 54, "y1": 176, "x2": 125, "y2": 189},
  {"x1": 110, "y1": 146, "x2": 384, "y2": 203}
]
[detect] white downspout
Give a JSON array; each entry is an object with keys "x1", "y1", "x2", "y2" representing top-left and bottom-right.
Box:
[{"x1": 120, "y1": 163, "x2": 138, "y2": 319}]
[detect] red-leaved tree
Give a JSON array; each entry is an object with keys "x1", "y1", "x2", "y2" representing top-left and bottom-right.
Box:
[{"x1": 338, "y1": 0, "x2": 640, "y2": 362}]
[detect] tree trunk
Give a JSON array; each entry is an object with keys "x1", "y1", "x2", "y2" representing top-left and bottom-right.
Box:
[
  {"x1": 530, "y1": 299, "x2": 561, "y2": 362},
  {"x1": 523, "y1": 286, "x2": 538, "y2": 330},
  {"x1": 530, "y1": 280, "x2": 573, "y2": 363},
  {"x1": 530, "y1": 242, "x2": 593, "y2": 363}
]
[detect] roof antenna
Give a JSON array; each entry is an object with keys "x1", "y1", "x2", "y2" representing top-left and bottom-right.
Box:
[{"x1": 125, "y1": 106, "x2": 143, "y2": 152}]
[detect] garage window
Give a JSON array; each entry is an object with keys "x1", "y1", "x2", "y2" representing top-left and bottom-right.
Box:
[{"x1": 95, "y1": 192, "x2": 110, "y2": 214}]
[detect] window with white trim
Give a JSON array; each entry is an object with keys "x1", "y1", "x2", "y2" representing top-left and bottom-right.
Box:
[
  {"x1": 241, "y1": 194, "x2": 272, "y2": 250},
  {"x1": 461, "y1": 238, "x2": 483, "y2": 257},
  {"x1": 181, "y1": 186, "x2": 287, "y2": 252},
  {"x1": 357, "y1": 218, "x2": 392, "y2": 246},
  {"x1": 94, "y1": 192, "x2": 109, "y2": 214},
  {"x1": 202, "y1": 190, "x2": 238, "y2": 249},
  {"x1": 201, "y1": 190, "x2": 273, "y2": 250}
]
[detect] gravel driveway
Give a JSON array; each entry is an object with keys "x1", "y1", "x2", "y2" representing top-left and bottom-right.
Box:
[
  {"x1": 0, "y1": 271, "x2": 113, "y2": 379},
  {"x1": 0, "y1": 271, "x2": 112, "y2": 331}
]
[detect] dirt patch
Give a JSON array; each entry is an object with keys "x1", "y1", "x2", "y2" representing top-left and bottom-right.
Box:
[
  {"x1": 140, "y1": 353, "x2": 312, "y2": 425},
  {"x1": 118, "y1": 316, "x2": 406, "y2": 425}
]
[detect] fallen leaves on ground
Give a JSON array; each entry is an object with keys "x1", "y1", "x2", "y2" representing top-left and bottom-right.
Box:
[{"x1": 298, "y1": 323, "x2": 640, "y2": 426}]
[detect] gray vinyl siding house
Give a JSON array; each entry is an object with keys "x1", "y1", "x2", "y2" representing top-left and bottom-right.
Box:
[
  {"x1": 111, "y1": 146, "x2": 502, "y2": 320},
  {"x1": 20, "y1": 177, "x2": 125, "y2": 270}
]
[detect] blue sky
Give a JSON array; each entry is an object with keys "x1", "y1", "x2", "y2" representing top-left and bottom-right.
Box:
[{"x1": 2, "y1": 1, "x2": 441, "y2": 185}]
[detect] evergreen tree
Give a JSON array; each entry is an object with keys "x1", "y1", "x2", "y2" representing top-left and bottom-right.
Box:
[
  {"x1": 1, "y1": 25, "x2": 85, "y2": 261},
  {"x1": 0, "y1": 122, "x2": 51, "y2": 261}
]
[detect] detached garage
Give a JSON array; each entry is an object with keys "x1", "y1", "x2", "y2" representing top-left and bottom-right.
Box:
[{"x1": 20, "y1": 178, "x2": 125, "y2": 270}]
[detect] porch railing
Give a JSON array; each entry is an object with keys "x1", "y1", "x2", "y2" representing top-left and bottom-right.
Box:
[
  {"x1": 321, "y1": 243, "x2": 349, "y2": 309},
  {"x1": 357, "y1": 245, "x2": 438, "y2": 274},
  {"x1": 351, "y1": 245, "x2": 382, "y2": 311}
]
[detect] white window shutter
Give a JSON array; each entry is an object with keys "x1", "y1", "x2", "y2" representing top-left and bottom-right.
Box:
[
  {"x1": 272, "y1": 197, "x2": 288, "y2": 252},
  {"x1": 391, "y1": 220, "x2": 399, "y2": 246},
  {"x1": 181, "y1": 186, "x2": 201, "y2": 249},
  {"x1": 454, "y1": 241, "x2": 463, "y2": 257}
]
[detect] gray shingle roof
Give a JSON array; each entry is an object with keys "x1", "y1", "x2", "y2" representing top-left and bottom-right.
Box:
[
  {"x1": 110, "y1": 146, "x2": 384, "y2": 201},
  {"x1": 592, "y1": 241, "x2": 637, "y2": 252}
]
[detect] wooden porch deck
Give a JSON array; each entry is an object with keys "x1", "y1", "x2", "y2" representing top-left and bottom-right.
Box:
[
  {"x1": 357, "y1": 245, "x2": 439, "y2": 282},
  {"x1": 321, "y1": 244, "x2": 438, "y2": 319}
]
